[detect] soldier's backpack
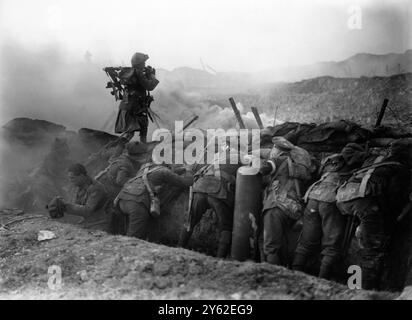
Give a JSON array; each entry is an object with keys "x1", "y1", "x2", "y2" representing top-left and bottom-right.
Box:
[
  {"x1": 287, "y1": 146, "x2": 313, "y2": 181},
  {"x1": 336, "y1": 156, "x2": 403, "y2": 203}
]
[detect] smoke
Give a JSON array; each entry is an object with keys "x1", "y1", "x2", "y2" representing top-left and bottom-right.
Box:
[
  {"x1": 0, "y1": 42, "x2": 114, "y2": 131},
  {"x1": 0, "y1": 41, "x2": 274, "y2": 208},
  {"x1": 0, "y1": 41, "x2": 272, "y2": 137},
  {"x1": 152, "y1": 85, "x2": 274, "y2": 135}
]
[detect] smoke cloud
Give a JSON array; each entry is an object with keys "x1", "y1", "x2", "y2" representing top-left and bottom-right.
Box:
[{"x1": 0, "y1": 41, "x2": 270, "y2": 135}]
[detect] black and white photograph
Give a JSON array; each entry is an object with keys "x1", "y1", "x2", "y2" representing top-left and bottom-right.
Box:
[{"x1": 0, "y1": 0, "x2": 412, "y2": 306}]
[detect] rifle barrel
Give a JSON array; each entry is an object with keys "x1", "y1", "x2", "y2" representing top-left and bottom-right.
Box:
[{"x1": 375, "y1": 98, "x2": 389, "y2": 128}]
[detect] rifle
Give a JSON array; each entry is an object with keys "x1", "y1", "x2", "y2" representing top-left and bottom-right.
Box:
[
  {"x1": 186, "y1": 186, "x2": 194, "y2": 232},
  {"x1": 342, "y1": 214, "x2": 358, "y2": 259},
  {"x1": 375, "y1": 98, "x2": 389, "y2": 128}
]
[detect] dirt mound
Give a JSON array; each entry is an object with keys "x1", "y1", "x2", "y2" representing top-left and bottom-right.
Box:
[
  {"x1": 1, "y1": 118, "x2": 67, "y2": 147},
  {"x1": 0, "y1": 213, "x2": 396, "y2": 300}
]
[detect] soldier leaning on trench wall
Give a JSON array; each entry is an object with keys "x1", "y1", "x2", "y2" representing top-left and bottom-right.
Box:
[{"x1": 336, "y1": 140, "x2": 411, "y2": 290}]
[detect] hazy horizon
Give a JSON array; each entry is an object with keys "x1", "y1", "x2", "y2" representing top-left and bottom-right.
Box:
[{"x1": 1, "y1": 0, "x2": 411, "y2": 73}]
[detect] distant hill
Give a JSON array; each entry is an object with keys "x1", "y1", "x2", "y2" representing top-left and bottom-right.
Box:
[
  {"x1": 156, "y1": 50, "x2": 412, "y2": 91},
  {"x1": 257, "y1": 50, "x2": 412, "y2": 82},
  {"x1": 209, "y1": 73, "x2": 412, "y2": 127}
]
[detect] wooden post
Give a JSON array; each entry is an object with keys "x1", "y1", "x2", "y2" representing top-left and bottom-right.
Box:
[
  {"x1": 251, "y1": 107, "x2": 264, "y2": 129},
  {"x1": 375, "y1": 98, "x2": 389, "y2": 128},
  {"x1": 183, "y1": 115, "x2": 199, "y2": 131},
  {"x1": 229, "y1": 97, "x2": 246, "y2": 129},
  {"x1": 273, "y1": 105, "x2": 279, "y2": 126}
]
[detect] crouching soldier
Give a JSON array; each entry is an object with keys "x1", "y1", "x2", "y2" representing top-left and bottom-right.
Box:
[
  {"x1": 178, "y1": 148, "x2": 243, "y2": 258},
  {"x1": 259, "y1": 137, "x2": 313, "y2": 265},
  {"x1": 115, "y1": 161, "x2": 193, "y2": 240},
  {"x1": 47, "y1": 163, "x2": 111, "y2": 232},
  {"x1": 336, "y1": 141, "x2": 411, "y2": 290},
  {"x1": 95, "y1": 141, "x2": 148, "y2": 234},
  {"x1": 292, "y1": 147, "x2": 363, "y2": 279}
]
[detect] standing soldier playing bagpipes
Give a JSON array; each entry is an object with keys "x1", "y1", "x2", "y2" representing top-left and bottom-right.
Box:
[{"x1": 104, "y1": 52, "x2": 159, "y2": 142}]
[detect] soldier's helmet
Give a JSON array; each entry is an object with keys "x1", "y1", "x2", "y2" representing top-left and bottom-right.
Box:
[
  {"x1": 271, "y1": 136, "x2": 295, "y2": 152},
  {"x1": 341, "y1": 143, "x2": 367, "y2": 167},
  {"x1": 389, "y1": 138, "x2": 412, "y2": 163},
  {"x1": 260, "y1": 127, "x2": 274, "y2": 139},
  {"x1": 131, "y1": 52, "x2": 149, "y2": 67}
]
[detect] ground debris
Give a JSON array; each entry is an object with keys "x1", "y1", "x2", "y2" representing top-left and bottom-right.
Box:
[{"x1": 0, "y1": 215, "x2": 397, "y2": 300}]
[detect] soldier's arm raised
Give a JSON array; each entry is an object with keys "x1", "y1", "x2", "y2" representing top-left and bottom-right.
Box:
[{"x1": 136, "y1": 69, "x2": 159, "y2": 91}]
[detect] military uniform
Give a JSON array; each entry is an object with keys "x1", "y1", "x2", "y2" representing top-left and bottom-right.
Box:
[
  {"x1": 96, "y1": 151, "x2": 142, "y2": 234},
  {"x1": 97, "y1": 154, "x2": 139, "y2": 194},
  {"x1": 336, "y1": 150, "x2": 410, "y2": 290},
  {"x1": 260, "y1": 137, "x2": 312, "y2": 265},
  {"x1": 179, "y1": 150, "x2": 242, "y2": 258},
  {"x1": 114, "y1": 53, "x2": 159, "y2": 142},
  {"x1": 65, "y1": 177, "x2": 110, "y2": 232},
  {"x1": 116, "y1": 163, "x2": 192, "y2": 239},
  {"x1": 293, "y1": 154, "x2": 348, "y2": 279}
]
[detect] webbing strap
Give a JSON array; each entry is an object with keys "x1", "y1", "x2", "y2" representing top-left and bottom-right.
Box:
[
  {"x1": 142, "y1": 167, "x2": 154, "y2": 199},
  {"x1": 358, "y1": 156, "x2": 384, "y2": 196},
  {"x1": 354, "y1": 160, "x2": 403, "y2": 176}
]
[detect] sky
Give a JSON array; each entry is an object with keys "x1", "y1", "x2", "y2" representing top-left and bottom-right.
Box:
[{"x1": 0, "y1": 0, "x2": 411, "y2": 72}]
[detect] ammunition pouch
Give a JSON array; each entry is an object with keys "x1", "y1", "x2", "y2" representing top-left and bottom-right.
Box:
[
  {"x1": 304, "y1": 172, "x2": 341, "y2": 203},
  {"x1": 336, "y1": 181, "x2": 363, "y2": 203}
]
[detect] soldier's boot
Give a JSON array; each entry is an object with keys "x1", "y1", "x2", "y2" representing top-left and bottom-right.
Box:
[
  {"x1": 318, "y1": 257, "x2": 335, "y2": 280},
  {"x1": 362, "y1": 259, "x2": 383, "y2": 290},
  {"x1": 266, "y1": 253, "x2": 281, "y2": 265},
  {"x1": 217, "y1": 231, "x2": 232, "y2": 258},
  {"x1": 178, "y1": 229, "x2": 192, "y2": 248},
  {"x1": 291, "y1": 254, "x2": 307, "y2": 272}
]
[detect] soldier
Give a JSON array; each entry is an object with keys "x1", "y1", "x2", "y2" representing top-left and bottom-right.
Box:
[
  {"x1": 115, "y1": 160, "x2": 193, "y2": 240},
  {"x1": 110, "y1": 52, "x2": 159, "y2": 142},
  {"x1": 259, "y1": 137, "x2": 313, "y2": 265},
  {"x1": 95, "y1": 141, "x2": 149, "y2": 234},
  {"x1": 178, "y1": 148, "x2": 243, "y2": 258},
  {"x1": 86, "y1": 137, "x2": 129, "y2": 178},
  {"x1": 292, "y1": 146, "x2": 364, "y2": 279},
  {"x1": 336, "y1": 141, "x2": 411, "y2": 290},
  {"x1": 48, "y1": 163, "x2": 110, "y2": 232}
]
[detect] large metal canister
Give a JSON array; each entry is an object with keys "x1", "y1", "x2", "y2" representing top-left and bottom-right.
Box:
[{"x1": 231, "y1": 166, "x2": 262, "y2": 261}]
